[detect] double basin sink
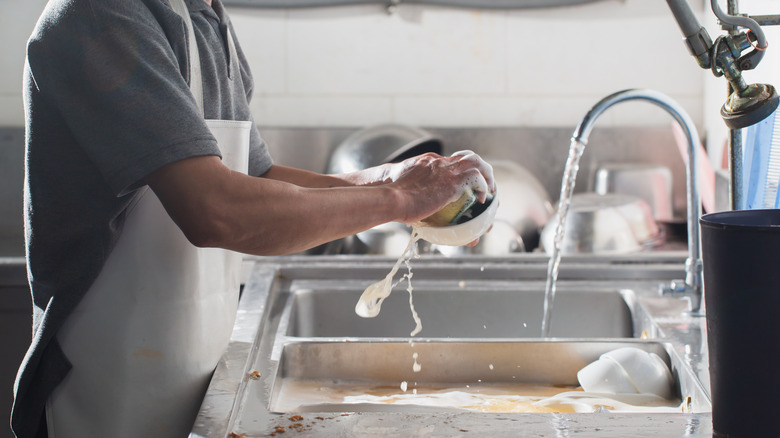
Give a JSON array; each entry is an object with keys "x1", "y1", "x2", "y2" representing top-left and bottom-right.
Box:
[{"x1": 192, "y1": 254, "x2": 712, "y2": 437}]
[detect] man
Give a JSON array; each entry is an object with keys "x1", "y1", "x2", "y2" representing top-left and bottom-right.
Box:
[{"x1": 12, "y1": 0, "x2": 494, "y2": 436}]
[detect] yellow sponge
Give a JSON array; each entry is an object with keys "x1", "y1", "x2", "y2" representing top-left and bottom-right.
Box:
[{"x1": 422, "y1": 188, "x2": 477, "y2": 227}]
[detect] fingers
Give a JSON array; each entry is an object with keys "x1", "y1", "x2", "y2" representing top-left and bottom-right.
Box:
[
  {"x1": 450, "y1": 150, "x2": 474, "y2": 158},
  {"x1": 465, "y1": 168, "x2": 490, "y2": 203},
  {"x1": 450, "y1": 150, "x2": 496, "y2": 200},
  {"x1": 452, "y1": 150, "x2": 495, "y2": 191}
]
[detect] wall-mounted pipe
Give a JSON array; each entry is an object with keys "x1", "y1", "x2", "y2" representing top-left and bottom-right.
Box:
[{"x1": 222, "y1": 0, "x2": 607, "y2": 9}]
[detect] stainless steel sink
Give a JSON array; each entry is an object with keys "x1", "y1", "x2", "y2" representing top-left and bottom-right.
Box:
[
  {"x1": 284, "y1": 286, "x2": 635, "y2": 338},
  {"x1": 193, "y1": 256, "x2": 713, "y2": 437},
  {"x1": 267, "y1": 340, "x2": 710, "y2": 414}
]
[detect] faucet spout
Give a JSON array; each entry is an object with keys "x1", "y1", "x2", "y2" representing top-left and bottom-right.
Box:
[{"x1": 572, "y1": 89, "x2": 704, "y2": 316}]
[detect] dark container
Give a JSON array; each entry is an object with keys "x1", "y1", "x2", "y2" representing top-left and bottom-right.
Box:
[{"x1": 700, "y1": 209, "x2": 780, "y2": 438}]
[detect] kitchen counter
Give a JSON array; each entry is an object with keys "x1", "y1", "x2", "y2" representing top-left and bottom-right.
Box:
[{"x1": 192, "y1": 252, "x2": 713, "y2": 437}]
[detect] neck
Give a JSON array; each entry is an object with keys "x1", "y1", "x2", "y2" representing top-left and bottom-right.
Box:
[{"x1": 204, "y1": 0, "x2": 212, "y2": 5}]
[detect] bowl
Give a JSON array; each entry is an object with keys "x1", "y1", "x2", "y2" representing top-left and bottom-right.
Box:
[
  {"x1": 576, "y1": 353, "x2": 638, "y2": 394},
  {"x1": 326, "y1": 124, "x2": 443, "y2": 174},
  {"x1": 593, "y1": 163, "x2": 674, "y2": 221},
  {"x1": 353, "y1": 222, "x2": 417, "y2": 255},
  {"x1": 602, "y1": 347, "x2": 675, "y2": 399},
  {"x1": 577, "y1": 347, "x2": 675, "y2": 399},
  {"x1": 415, "y1": 194, "x2": 498, "y2": 246},
  {"x1": 433, "y1": 219, "x2": 524, "y2": 256},
  {"x1": 540, "y1": 193, "x2": 660, "y2": 255},
  {"x1": 490, "y1": 160, "x2": 553, "y2": 251},
  {"x1": 431, "y1": 159, "x2": 551, "y2": 254}
]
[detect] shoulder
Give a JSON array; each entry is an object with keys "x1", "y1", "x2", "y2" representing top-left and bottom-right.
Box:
[
  {"x1": 30, "y1": 0, "x2": 179, "y2": 45},
  {"x1": 27, "y1": 0, "x2": 189, "y2": 86}
]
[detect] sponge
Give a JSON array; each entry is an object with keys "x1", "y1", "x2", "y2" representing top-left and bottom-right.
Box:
[{"x1": 422, "y1": 188, "x2": 478, "y2": 227}]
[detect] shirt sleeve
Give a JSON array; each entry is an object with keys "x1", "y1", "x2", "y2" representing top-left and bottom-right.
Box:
[
  {"x1": 228, "y1": 18, "x2": 274, "y2": 177},
  {"x1": 26, "y1": 0, "x2": 222, "y2": 195}
]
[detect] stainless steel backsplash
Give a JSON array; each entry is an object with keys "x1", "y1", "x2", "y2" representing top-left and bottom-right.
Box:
[
  {"x1": 0, "y1": 125, "x2": 690, "y2": 256},
  {"x1": 261, "y1": 126, "x2": 689, "y2": 217}
]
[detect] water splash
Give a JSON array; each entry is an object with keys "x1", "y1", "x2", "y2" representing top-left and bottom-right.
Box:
[
  {"x1": 354, "y1": 229, "x2": 421, "y2": 319},
  {"x1": 541, "y1": 139, "x2": 587, "y2": 338},
  {"x1": 403, "y1": 242, "x2": 422, "y2": 337},
  {"x1": 354, "y1": 227, "x2": 423, "y2": 376}
]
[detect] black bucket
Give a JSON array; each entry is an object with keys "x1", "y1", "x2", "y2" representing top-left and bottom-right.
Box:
[{"x1": 700, "y1": 209, "x2": 780, "y2": 438}]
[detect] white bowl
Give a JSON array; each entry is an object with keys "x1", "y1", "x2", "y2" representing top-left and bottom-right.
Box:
[
  {"x1": 602, "y1": 347, "x2": 675, "y2": 399},
  {"x1": 577, "y1": 354, "x2": 638, "y2": 395},
  {"x1": 577, "y1": 347, "x2": 675, "y2": 399},
  {"x1": 415, "y1": 194, "x2": 498, "y2": 246},
  {"x1": 433, "y1": 219, "x2": 525, "y2": 256}
]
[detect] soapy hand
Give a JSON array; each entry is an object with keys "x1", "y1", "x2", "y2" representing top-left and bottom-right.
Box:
[
  {"x1": 383, "y1": 151, "x2": 496, "y2": 226},
  {"x1": 449, "y1": 150, "x2": 496, "y2": 202}
]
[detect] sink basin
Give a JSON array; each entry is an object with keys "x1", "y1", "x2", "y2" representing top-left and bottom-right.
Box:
[
  {"x1": 284, "y1": 286, "x2": 636, "y2": 338},
  {"x1": 194, "y1": 257, "x2": 713, "y2": 437},
  {"x1": 266, "y1": 340, "x2": 709, "y2": 414}
]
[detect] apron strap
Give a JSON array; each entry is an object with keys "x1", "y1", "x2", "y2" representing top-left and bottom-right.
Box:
[
  {"x1": 166, "y1": 0, "x2": 242, "y2": 116},
  {"x1": 167, "y1": 0, "x2": 204, "y2": 113}
]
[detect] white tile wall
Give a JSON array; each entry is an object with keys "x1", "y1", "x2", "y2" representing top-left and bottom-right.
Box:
[
  {"x1": 5, "y1": 0, "x2": 778, "y2": 134},
  {"x1": 229, "y1": 0, "x2": 708, "y2": 128},
  {"x1": 286, "y1": 8, "x2": 506, "y2": 95},
  {"x1": 231, "y1": 8, "x2": 288, "y2": 95},
  {"x1": 0, "y1": 0, "x2": 46, "y2": 127},
  {"x1": 505, "y1": 3, "x2": 701, "y2": 97}
]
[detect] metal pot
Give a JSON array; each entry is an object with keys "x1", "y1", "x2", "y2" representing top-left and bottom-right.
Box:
[
  {"x1": 593, "y1": 163, "x2": 674, "y2": 222},
  {"x1": 540, "y1": 192, "x2": 661, "y2": 255},
  {"x1": 352, "y1": 222, "x2": 416, "y2": 255},
  {"x1": 490, "y1": 159, "x2": 553, "y2": 252},
  {"x1": 326, "y1": 124, "x2": 443, "y2": 174}
]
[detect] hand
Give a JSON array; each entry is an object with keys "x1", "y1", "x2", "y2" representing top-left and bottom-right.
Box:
[
  {"x1": 449, "y1": 150, "x2": 496, "y2": 202},
  {"x1": 384, "y1": 151, "x2": 496, "y2": 225}
]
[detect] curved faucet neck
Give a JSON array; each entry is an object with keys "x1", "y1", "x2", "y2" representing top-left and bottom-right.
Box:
[{"x1": 572, "y1": 89, "x2": 704, "y2": 315}]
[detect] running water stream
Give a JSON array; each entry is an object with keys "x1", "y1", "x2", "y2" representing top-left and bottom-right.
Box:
[{"x1": 541, "y1": 139, "x2": 587, "y2": 338}]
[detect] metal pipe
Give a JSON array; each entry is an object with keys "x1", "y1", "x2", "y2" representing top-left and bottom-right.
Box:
[
  {"x1": 727, "y1": 0, "x2": 743, "y2": 210},
  {"x1": 222, "y1": 0, "x2": 606, "y2": 8},
  {"x1": 751, "y1": 15, "x2": 780, "y2": 26},
  {"x1": 572, "y1": 89, "x2": 704, "y2": 315},
  {"x1": 712, "y1": 0, "x2": 767, "y2": 49},
  {"x1": 666, "y1": 0, "x2": 713, "y2": 69}
]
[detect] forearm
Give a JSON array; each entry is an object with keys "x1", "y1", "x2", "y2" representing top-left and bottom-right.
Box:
[
  {"x1": 148, "y1": 152, "x2": 494, "y2": 256},
  {"x1": 148, "y1": 158, "x2": 406, "y2": 256},
  {"x1": 261, "y1": 164, "x2": 390, "y2": 188},
  {"x1": 215, "y1": 176, "x2": 404, "y2": 255}
]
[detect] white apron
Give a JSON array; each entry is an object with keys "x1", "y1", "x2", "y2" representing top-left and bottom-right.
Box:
[{"x1": 46, "y1": 1, "x2": 250, "y2": 436}]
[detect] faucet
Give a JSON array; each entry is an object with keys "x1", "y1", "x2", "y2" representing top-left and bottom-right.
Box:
[
  {"x1": 571, "y1": 88, "x2": 704, "y2": 316},
  {"x1": 666, "y1": 0, "x2": 780, "y2": 209}
]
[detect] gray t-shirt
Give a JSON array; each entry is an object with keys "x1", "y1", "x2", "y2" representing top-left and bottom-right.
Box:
[{"x1": 13, "y1": 0, "x2": 273, "y2": 435}]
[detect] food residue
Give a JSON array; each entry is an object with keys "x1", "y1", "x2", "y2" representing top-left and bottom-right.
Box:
[{"x1": 273, "y1": 380, "x2": 684, "y2": 414}]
